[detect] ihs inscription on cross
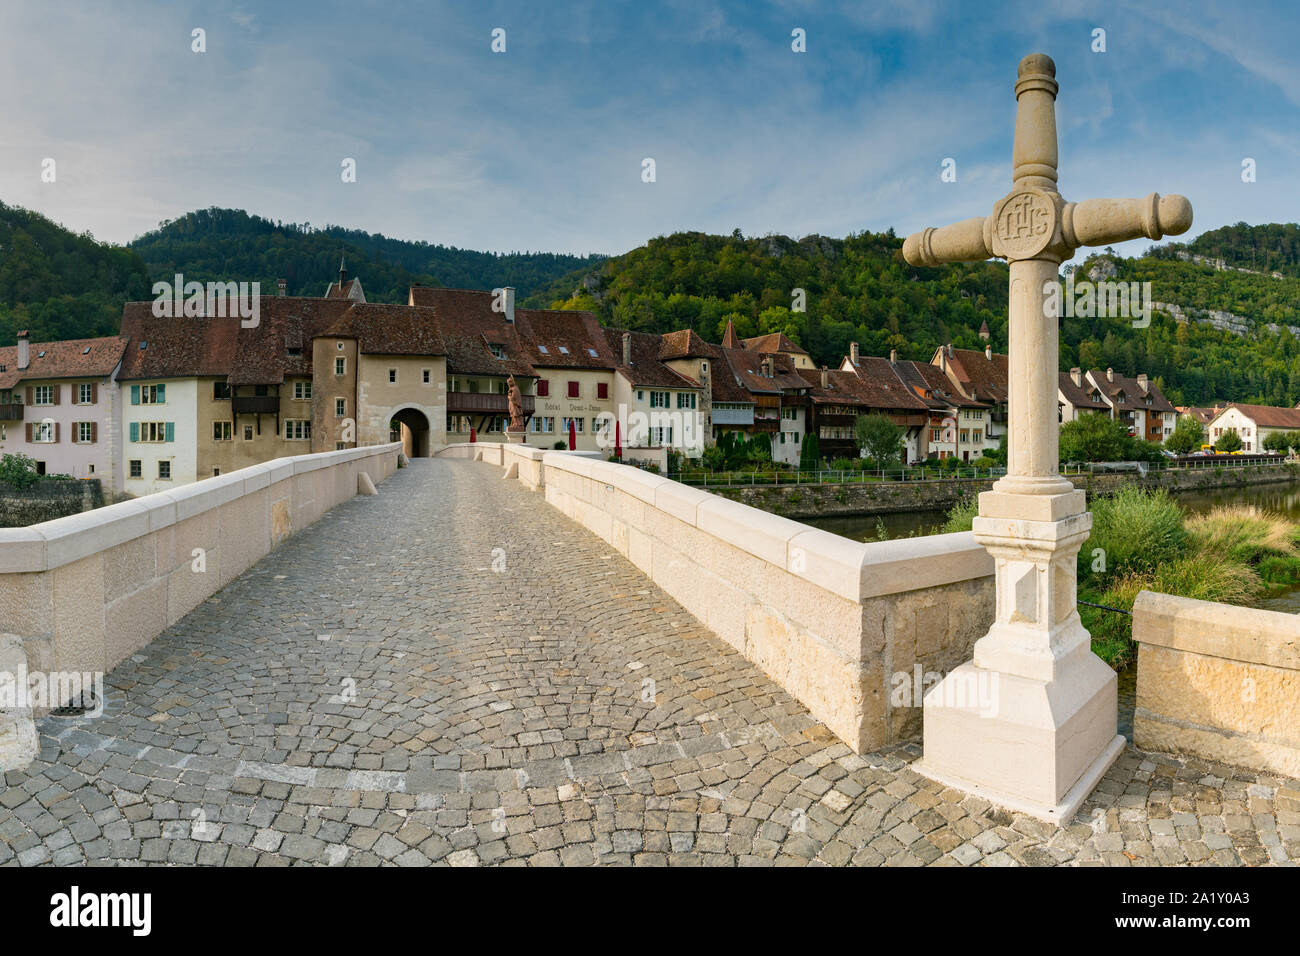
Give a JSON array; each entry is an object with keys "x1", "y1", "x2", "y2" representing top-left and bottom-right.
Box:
[{"x1": 903, "y1": 53, "x2": 1192, "y2": 496}]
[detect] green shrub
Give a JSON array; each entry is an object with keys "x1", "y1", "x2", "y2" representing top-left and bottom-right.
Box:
[
  {"x1": 1085, "y1": 487, "x2": 1188, "y2": 580},
  {"x1": 0, "y1": 453, "x2": 39, "y2": 490},
  {"x1": 939, "y1": 497, "x2": 979, "y2": 533},
  {"x1": 829, "y1": 457, "x2": 856, "y2": 471},
  {"x1": 1186, "y1": 505, "x2": 1299, "y2": 564}
]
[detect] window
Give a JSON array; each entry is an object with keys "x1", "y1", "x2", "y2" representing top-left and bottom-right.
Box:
[
  {"x1": 336, "y1": 442, "x2": 346, "y2": 451},
  {"x1": 592, "y1": 417, "x2": 610, "y2": 435},
  {"x1": 931, "y1": 428, "x2": 942, "y2": 442},
  {"x1": 335, "y1": 358, "x2": 346, "y2": 376},
  {"x1": 649, "y1": 426, "x2": 673, "y2": 446},
  {"x1": 284, "y1": 420, "x2": 311, "y2": 441},
  {"x1": 213, "y1": 468, "x2": 221, "y2": 476},
  {"x1": 537, "y1": 380, "x2": 550, "y2": 397},
  {"x1": 489, "y1": 344, "x2": 506, "y2": 360},
  {"x1": 567, "y1": 381, "x2": 580, "y2": 399},
  {"x1": 158, "y1": 461, "x2": 171, "y2": 480},
  {"x1": 214, "y1": 381, "x2": 231, "y2": 400},
  {"x1": 33, "y1": 421, "x2": 55, "y2": 443},
  {"x1": 213, "y1": 421, "x2": 233, "y2": 441},
  {"x1": 637, "y1": 390, "x2": 644, "y2": 402},
  {"x1": 243, "y1": 425, "x2": 254, "y2": 441},
  {"x1": 423, "y1": 369, "x2": 431, "y2": 384},
  {"x1": 137, "y1": 384, "x2": 164, "y2": 405},
  {"x1": 388, "y1": 369, "x2": 397, "y2": 383},
  {"x1": 77, "y1": 422, "x2": 93, "y2": 443},
  {"x1": 132, "y1": 421, "x2": 172, "y2": 443},
  {"x1": 336, "y1": 398, "x2": 346, "y2": 417},
  {"x1": 129, "y1": 460, "x2": 142, "y2": 479},
  {"x1": 33, "y1": 385, "x2": 53, "y2": 406},
  {"x1": 294, "y1": 381, "x2": 312, "y2": 400},
  {"x1": 597, "y1": 382, "x2": 609, "y2": 400},
  {"x1": 650, "y1": 391, "x2": 670, "y2": 408},
  {"x1": 78, "y1": 383, "x2": 93, "y2": 404},
  {"x1": 676, "y1": 393, "x2": 697, "y2": 409},
  {"x1": 557, "y1": 346, "x2": 569, "y2": 355}
]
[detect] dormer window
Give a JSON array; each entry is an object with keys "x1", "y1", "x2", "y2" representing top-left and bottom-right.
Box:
[{"x1": 489, "y1": 344, "x2": 505, "y2": 360}]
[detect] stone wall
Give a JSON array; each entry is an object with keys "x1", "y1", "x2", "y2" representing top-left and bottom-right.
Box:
[
  {"x1": 535, "y1": 448, "x2": 995, "y2": 753},
  {"x1": 0, "y1": 479, "x2": 104, "y2": 528},
  {"x1": 708, "y1": 462, "x2": 1300, "y2": 519},
  {"x1": 0, "y1": 442, "x2": 403, "y2": 770},
  {"x1": 1132, "y1": 590, "x2": 1300, "y2": 778}
]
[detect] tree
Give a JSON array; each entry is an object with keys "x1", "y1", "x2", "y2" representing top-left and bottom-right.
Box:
[
  {"x1": 1263, "y1": 430, "x2": 1294, "y2": 455},
  {"x1": 854, "y1": 414, "x2": 905, "y2": 465},
  {"x1": 1164, "y1": 415, "x2": 1205, "y2": 455},
  {"x1": 1215, "y1": 429, "x2": 1243, "y2": 453},
  {"x1": 799, "y1": 432, "x2": 820, "y2": 471},
  {"x1": 1059, "y1": 413, "x2": 1132, "y2": 462}
]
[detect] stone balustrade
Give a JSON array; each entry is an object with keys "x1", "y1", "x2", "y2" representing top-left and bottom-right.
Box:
[
  {"x1": 1133, "y1": 590, "x2": 1300, "y2": 778},
  {"x1": 0, "y1": 442, "x2": 403, "y2": 769}
]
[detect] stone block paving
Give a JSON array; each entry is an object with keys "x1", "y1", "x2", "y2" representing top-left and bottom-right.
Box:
[{"x1": 3, "y1": 458, "x2": 1298, "y2": 867}]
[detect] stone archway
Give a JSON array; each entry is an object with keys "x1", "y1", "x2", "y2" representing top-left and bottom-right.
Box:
[{"x1": 390, "y1": 407, "x2": 432, "y2": 458}]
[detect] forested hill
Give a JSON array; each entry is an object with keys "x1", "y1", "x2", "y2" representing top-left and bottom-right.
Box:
[
  {"x1": 128, "y1": 208, "x2": 606, "y2": 304},
  {"x1": 527, "y1": 226, "x2": 1300, "y2": 409},
  {"x1": 1152, "y1": 222, "x2": 1300, "y2": 278},
  {"x1": 0, "y1": 202, "x2": 152, "y2": 346}
]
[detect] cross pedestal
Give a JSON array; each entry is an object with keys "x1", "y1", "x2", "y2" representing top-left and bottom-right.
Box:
[{"x1": 904, "y1": 54, "x2": 1192, "y2": 824}]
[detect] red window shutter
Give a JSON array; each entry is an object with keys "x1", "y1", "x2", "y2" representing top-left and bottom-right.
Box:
[
  {"x1": 537, "y1": 379, "x2": 549, "y2": 397},
  {"x1": 53, "y1": 422, "x2": 60, "y2": 443},
  {"x1": 26, "y1": 386, "x2": 33, "y2": 405},
  {"x1": 90, "y1": 382, "x2": 98, "y2": 403},
  {"x1": 90, "y1": 422, "x2": 98, "y2": 443},
  {"x1": 51, "y1": 385, "x2": 61, "y2": 405},
  {"x1": 567, "y1": 381, "x2": 579, "y2": 399},
  {"x1": 597, "y1": 382, "x2": 609, "y2": 399},
  {"x1": 25, "y1": 423, "x2": 32, "y2": 442}
]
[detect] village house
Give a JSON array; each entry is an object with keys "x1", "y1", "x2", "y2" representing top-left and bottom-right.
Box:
[
  {"x1": 884, "y1": 350, "x2": 991, "y2": 460},
  {"x1": 799, "y1": 358, "x2": 931, "y2": 463},
  {"x1": 1058, "y1": 367, "x2": 1178, "y2": 443},
  {"x1": 0, "y1": 331, "x2": 128, "y2": 493},
  {"x1": 1207, "y1": 403, "x2": 1300, "y2": 452},
  {"x1": 930, "y1": 344, "x2": 1007, "y2": 458}
]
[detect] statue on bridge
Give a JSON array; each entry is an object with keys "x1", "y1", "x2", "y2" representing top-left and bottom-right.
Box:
[{"x1": 506, "y1": 374, "x2": 527, "y2": 442}]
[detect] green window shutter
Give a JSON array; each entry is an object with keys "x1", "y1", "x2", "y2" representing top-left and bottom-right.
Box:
[
  {"x1": 156, "y1": 384, "x2": 166, "y2": 403},
  {"x1": 129, "y1": 421, "x2": 139, "y2": 442},
  {"x1": 130, "y1": 385, "x2": 140, "y2": 405},
  {"x1": 165, "y1": 422, "x2": 175, "y2": 443}
]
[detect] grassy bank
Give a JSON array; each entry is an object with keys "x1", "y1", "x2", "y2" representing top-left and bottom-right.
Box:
[{"x1": 940, "y1": 488, "x2": 1300, "y2": 669}]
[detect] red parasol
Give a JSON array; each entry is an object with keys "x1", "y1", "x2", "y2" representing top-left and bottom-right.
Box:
[
  {"x1": 469, "y1": 427, "x2": 477, "y2": 443},
  {"x1": 614, "y1": 421, "x2": 622, "y2": 459},
  {"x1": 567, "y1": 418, "x2": 577, "y2": 451}
]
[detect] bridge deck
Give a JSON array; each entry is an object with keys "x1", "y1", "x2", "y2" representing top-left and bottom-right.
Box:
[{"x1": 2, "y1": 459, "x2": 1294, "y2": 866}]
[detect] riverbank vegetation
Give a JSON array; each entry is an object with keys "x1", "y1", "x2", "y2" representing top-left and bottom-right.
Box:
[{"x1": 941, "y1": 487, "x2": 1300, "y2": 668}]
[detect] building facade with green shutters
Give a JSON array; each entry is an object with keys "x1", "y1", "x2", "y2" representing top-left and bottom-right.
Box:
[{"x1": 119, "y1": 377, "x2": 195, "y2": 496}]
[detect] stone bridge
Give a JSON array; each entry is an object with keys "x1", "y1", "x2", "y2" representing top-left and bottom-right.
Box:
[{"x1": 0, "y1": 453, "x2": 1296, "y2": 866}]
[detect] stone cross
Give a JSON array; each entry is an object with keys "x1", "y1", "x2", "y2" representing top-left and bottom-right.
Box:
[{"x1": 903, "y1": 54, "x2": 1192, "y2": 824}]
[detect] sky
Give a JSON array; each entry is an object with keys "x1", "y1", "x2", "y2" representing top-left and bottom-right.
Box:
[{"x1": 1, "y1": 0, "x2": 1297, "y2": 264}]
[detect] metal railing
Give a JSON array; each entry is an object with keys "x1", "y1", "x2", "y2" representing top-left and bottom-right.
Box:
[{"x1": 667, "y1": 454, "x2": 1291, "y2": 488}]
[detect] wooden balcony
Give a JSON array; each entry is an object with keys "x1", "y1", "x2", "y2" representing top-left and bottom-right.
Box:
[
  {"x1": 0, "y1": 403, "x2": 22, "y2": 420},
  {"x1": 447, "y1": 392, "x2": 534, "y2": 415},
  {"x1": 232, "y1": 395, "x2": 281, "y2": 415}
]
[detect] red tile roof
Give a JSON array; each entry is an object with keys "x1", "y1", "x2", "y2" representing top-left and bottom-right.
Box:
[
  {"x1": 1220, "y1": 403, "x2": 1300, "y2": 429},
  {"x1": 603, "y1": 329, "x2": 701, "y2": 389},
  {"x1": 0, "y1": 335, "x2": 127, "y2": 389},
  {"x1": 940, "y1": 347, "x2": 1009, "y2": 404},
  {"x1": 741, "y1": 332, "x2": 808, "y2": 356}
]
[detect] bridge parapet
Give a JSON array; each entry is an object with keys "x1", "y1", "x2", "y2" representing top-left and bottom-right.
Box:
[
  {"x1": 0, "y1": 442, "x2": 402, "y2": 771},
  {"x1": 517, "y1": 448, "x2": 996, "y2": 753}
]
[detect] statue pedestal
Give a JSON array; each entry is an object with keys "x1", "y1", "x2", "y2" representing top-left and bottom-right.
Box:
[
  {"x1": 504, "y1": 428, "x2": 527, "y2": 444},
  {"x1": 912, "y1": 490, "x2": 1124, "y2": 824}
]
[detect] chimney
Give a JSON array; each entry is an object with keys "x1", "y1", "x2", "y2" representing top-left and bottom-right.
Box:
[
  {"x1": 1106, "y1": 367, "x2": 1114, "y2": 382},
  {"x1": 1137, "y1": 373, "x2": 1149, "y2": 391},
  {"x1": 985, "y1": 345, "x2": 992, "y2": 361},
  {"x1": 889, "y1": 348, "x2": 897, "y2": 363},
  {"x1": 850, "y1": 342, "x2": 860, "y2": 366},
  {"x1": 762, "y1": 356, "x2": 773, "y2": 378},
  {"x1": 277, "y1": 278, "x2": 287, "y2": 297},
  {"x1": 622, "y1": 331, "x2": 632, "y2": 367},
  {"x1": 820, "y1": 366, "x2": 830, "y2": 389},
  {"x1": 947, "y1": 344, "x2": 955, "y2": 359},
  {"x1": 504, "y1": 286, "x2": 516, "y2": 324},
  {"x1": 16, "y1": 330, "x2": 29, "y2": 371},
  {"x1": 1070, "y1": 367, "x2": 1081, "y2": 387}
]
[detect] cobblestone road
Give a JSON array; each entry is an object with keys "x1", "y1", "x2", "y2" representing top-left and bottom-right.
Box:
[{"x1": 3, "y1": 459, "x2": 1298, "y2": 866}]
